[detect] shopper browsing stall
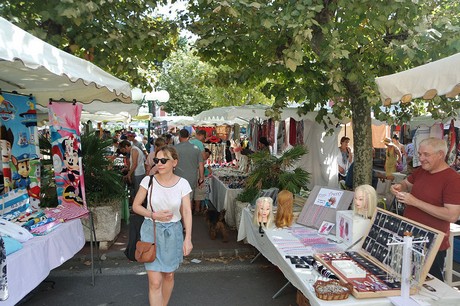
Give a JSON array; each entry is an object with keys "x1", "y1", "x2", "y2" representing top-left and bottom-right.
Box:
[
  {"x1": 132, "y1": 145, "x2": 193, "y2": 306},
  {"x1": 390, "y1": 137, "x2": 460, "y2": 281},
  {"x1": 338, "y1": 136, "x2": 353, "y2": 181}
]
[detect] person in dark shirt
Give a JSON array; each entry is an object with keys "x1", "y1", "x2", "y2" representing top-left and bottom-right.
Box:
[
  {"x1": 344, "y1": 162, "x2": 386, "y2": 190},
  {"x1": 225, "y1": 140, "x2": 233, "y2": 163}
]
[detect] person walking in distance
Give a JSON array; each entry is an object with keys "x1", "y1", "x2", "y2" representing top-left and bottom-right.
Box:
[
  {"x1": 174, "y1": 129, "x2": 204, "y2": 209},
  {"x1": 119, "y1": 140, "x2": 146, "y2": 204}
]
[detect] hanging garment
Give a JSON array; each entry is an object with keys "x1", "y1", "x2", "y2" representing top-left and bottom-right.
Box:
[
  {"x1": 277, "y1": 120, "x2": 286, "y2": 155},
  {"x1": 296, "y1": 120, "x2": 304, "y2": 145},
  {"x1": 446, "y1": 119, "x2": 457, "y2": 167},
  {"x1": 430, "y1": 122, "x2": 444, "y2": 139},
  {"x1": 48, "y1": 101, "x2": 85, "y2": 208},
  {"x1": 233, "y1": 124, "x2": 240, "y2": 140},
  {"x1": 0, "y1": 93, "x2": 40, "y2": 207},
  {"x1": 289, "y1": 118, "x2": 297, "y2": 146},
  {"x1": 267, "y1": 119, "x2": 275, "y2": 146}
]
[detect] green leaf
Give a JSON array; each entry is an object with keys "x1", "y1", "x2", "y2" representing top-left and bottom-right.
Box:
[{"x1": 285, "y1": 58, "x2": 298, "y2": 72}]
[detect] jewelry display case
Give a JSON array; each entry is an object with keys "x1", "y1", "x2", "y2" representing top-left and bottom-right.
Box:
[{"x1": 314, "y1": 208, "x2": 444, "y2": 299}]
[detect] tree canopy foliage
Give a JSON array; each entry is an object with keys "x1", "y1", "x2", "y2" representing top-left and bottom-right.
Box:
[
  {"x1": 156, "y1": 48, "x2": 214, "y2": 115},
  {"x1": 184, "y1": 0, "x2": 460, "y2": 186},
  {"x1": 2, "y1": 0, "x2": 460, "y2": 187},
  {"x1": 157, "y1": 47, "x2": 273, "y2": 116},
  {"x1": 0, "y1": 0, "x2": 180, "y2": 91}
]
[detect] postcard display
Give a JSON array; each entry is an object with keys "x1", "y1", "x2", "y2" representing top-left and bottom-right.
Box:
[
  {"x1": 314, "y1": 208, "x2": 444, "y2": 299},
  {"x1": 296, "y1": 186, "x2": 354, "y2": 235}
]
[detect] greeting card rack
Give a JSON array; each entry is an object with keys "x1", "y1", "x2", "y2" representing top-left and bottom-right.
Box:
[{"x1": 314, "y1": 208, "x2": 444, "y2": 299}]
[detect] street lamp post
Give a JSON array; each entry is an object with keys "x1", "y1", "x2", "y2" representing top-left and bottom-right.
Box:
[{"x1": 143, "y1": 90, "x2": 170, "y2": 149}]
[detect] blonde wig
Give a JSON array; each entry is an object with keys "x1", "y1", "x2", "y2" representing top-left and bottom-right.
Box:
[
  {"x1": 253, "y1": 196, "x2": 274, "y2": 228},
  {"x1": 353, "y1": 184, "x2": 377, "y2": 218},
  {"x1": 275, "y1": 190, "x2": 294, "y2": 228}
]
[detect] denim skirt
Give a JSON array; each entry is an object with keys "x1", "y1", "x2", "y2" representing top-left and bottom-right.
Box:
[{"x1": 140, "y1": 219, "x2": 183, "y2": 272}]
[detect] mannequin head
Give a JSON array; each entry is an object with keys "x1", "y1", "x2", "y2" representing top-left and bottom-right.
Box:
[
  {"x1": 275, "y1": 190, "x2": 294, "y2": 228},
  {"x1": 253, "y1": 197, "x2": 274, "y2": 228},
  {"x1": 353, "y1": 184, "x2": 377, "y2": 218}
]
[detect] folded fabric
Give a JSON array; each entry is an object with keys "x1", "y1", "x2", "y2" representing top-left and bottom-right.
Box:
[
  {"x1": 0, "y1": 219, "x2": 33, "y2": 242},
  {"x1": 1, "y1": 236, "x2": 23, "y2": 256}
]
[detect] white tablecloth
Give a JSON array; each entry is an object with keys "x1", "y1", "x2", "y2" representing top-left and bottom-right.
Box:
[
  {"x1": 209, "y1": 175, "x2": 243, "y2": 228},
  {"x1": 1, "y1": 219, "x2": 85, "y2": 306},
  {"x1": 238, "y1": 208, "x2": 460, "y2": 306}
]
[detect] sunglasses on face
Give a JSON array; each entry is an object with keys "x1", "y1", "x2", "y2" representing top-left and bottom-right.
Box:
[{"x1": 153, "y1": 157, "x2": 170, "y2": 165}]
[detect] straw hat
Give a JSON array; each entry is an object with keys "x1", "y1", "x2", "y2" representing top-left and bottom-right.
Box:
[{"x1": 382, "y1": 137, "x2": 395, "y2": 146}]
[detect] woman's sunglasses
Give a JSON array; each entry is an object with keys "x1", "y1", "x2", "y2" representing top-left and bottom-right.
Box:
[{"x1": 153, "y1": 158, "x2": 170, "y2": 165}]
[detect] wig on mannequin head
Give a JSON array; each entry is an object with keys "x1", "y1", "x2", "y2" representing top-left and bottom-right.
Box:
[
  {"x1": 275, "y1": 190, "x2": 294, "y2": 228},
  {"x1": 253, "y1": 196, "x2": 274, "y2": 228},
  {"x1": 353, "y1": 184, "x2": 377, "y2": 218}
]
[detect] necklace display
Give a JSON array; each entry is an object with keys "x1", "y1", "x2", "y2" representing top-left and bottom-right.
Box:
[{"x1": 312, "y1": 208, "x2": 443, "y2": 299}]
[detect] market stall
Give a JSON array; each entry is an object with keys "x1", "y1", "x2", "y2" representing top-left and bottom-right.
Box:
[
  {"x1": 0, "y1": 17, "x2": 133, "y2": 304},
  {"x1": 375, "y1": 53, "x2": 460, "y2": 170},
  {"x1": 2, "y1": 220, "x2": 84, "y2": 306},
  {"x1": 238, "y1": 207, "x2": 460, "y2": 306},
  {"x1": 375, "y1": 52, "x2": 460, "y2": 106},
  {"x1": 195, "y1": 105, "x2": 345, "y2": 189},
  {"x1": 0, "y1": 17, "x2": 132, "y2": 105},
  {"x1": 209, "y1": 168, "x2": 247, "y2": 227}
]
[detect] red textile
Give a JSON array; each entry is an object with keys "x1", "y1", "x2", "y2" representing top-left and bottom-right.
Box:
[
  {"x1": 193, "y1": 126, "x2": 214, "y2": 137},
  {"x1": 406, "y1": 167, "x2": 460, "y2": 250}
]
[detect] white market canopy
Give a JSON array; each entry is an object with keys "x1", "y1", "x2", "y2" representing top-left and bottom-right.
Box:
[
  {"x1": 194, "y1": 104, "x2": 345, "y2": 125},
  {"x1": 194, "y1": 104, "x2": 270, "y2": 122},
  {"x1": 375, "y1": 52, "x2": 460, "y2": 105},
  {"x1": 0, "y1": 17, "x2": 132, "y2": 106}
]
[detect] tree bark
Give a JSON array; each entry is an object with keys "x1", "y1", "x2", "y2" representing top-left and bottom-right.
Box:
[{"x1": 350, "y1": 95, "x2": 373, "y2": 189}]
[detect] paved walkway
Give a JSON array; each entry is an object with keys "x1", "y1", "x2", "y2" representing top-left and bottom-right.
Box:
[{"x1": 76, "y1": 212, "x2": 257, "y2": 263}]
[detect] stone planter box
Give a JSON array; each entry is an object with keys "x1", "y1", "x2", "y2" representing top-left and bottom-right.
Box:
[{"x1": 82, "y1": 204, "x2": 121, "y2": 250}]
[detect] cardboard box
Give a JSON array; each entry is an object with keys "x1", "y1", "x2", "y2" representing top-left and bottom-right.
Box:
[
  {"x1": 297, "y1": 186, "x2": 354, "y2": 235},
  {"x1": 336, "y1": 210, "x2": 370, "y2": 249}
]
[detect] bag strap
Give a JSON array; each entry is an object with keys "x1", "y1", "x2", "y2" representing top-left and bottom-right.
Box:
[{"x1": 148, "y1": 177, "x2": 156, "y2": 245}]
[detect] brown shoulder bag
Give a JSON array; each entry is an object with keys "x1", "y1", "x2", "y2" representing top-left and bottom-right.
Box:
[{"x1": 135, "y1": 180, "x2": 156, "y2": 263}]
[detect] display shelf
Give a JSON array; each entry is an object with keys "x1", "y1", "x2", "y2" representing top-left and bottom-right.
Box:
[{"x1": 314, "y1": 208, "x2": 444, "y2": 299}]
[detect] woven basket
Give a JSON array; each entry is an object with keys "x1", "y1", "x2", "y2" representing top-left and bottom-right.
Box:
[{"x1": 313, "y1": 279, "x2": 352, "y2": 301}]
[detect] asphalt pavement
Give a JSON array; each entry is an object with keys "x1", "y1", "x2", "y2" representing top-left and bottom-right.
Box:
[
  {"x1": 18, "y1": 257, "x2": 298, "y2": 306},
  {"x1": 16, "y1": 213, "x2": 298, "y2": 306}
]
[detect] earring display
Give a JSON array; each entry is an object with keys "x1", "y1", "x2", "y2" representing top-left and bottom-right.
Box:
[{"x1": 314, "y1": 208, "x2": 444, "y2": 299}]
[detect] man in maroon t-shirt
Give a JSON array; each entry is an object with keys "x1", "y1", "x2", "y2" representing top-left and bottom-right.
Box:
[{"x1": 391, "y1": 137, "x2": 460, "y2": 281}]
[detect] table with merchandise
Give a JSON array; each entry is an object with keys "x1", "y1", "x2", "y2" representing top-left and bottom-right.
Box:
[
  {"x1": 238, "y1": 208, "x2": 460, "y2": 306},
  {"x1": 1, "y1": 219, "x2": 85, "y2": 306},
  {"x1": 209, "y1": 168, "x2": 247, "y2": 228}
]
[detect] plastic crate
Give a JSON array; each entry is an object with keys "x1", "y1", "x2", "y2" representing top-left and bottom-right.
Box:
[{"x1": 454, "y1": 237, "x2": 460, "y2": 264}]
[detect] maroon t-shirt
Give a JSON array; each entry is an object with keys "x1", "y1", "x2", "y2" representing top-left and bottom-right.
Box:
[{"x1": 406, "y1": 167, "x2": 460, "y2": 250}]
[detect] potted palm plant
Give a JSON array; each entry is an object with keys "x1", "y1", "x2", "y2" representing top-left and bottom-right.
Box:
[
  {"x1": 235, "y1": 145, "x2": 310, "y2": 229},
  {"x1": 79, "y1": 132, "x2": 125, "y2": 248},
  {"x1": 237, "y1": 145, "x2": 310, "y2": 202}
]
